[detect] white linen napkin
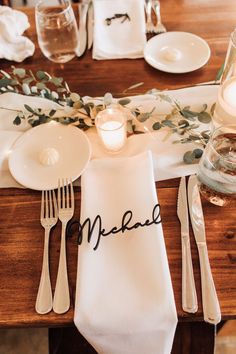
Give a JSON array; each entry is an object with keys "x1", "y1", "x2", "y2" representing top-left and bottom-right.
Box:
[
  {"x1": 74, "y1": 151, "x2": 177, "y2": 354},
  {"x1": 92, "y1": 0, "x2": 146, "y2": 60},
  {"x1": 0, "y1": 6, "x2": 35, "y2": 62}
]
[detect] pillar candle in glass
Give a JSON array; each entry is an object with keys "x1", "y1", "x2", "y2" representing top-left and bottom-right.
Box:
[
  {"x1": 214, "y1": 28, "x2": 236, "y2": 125},
  {"x1": 95, "y1": 107, "x2": 127, "y2": 153}
]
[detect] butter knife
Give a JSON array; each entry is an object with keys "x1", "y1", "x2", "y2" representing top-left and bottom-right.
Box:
[
  {"x1": 77, "y1": 1, "x2": 90, "y2": 57},
  {"x1": 177, "y1": 176, "x2": 198, "y2": 313},
  {"x1": 188, "y1": 175, "x2": 221, "y2": 324},
  {"x1": 87, "y1": 1, "x2": 93, "y2": 50}
]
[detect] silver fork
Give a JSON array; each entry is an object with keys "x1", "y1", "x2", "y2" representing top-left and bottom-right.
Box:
[
  {"x1": 36, "y1": 190, "x2": 58, "y2": 315},
  {"x1": 152, "y1": 0, "x2": 167, "y2": 34},
  {"x1": 145, "y1": 0, "x2": 154, "y2": 33},
  {"x1": 53, "y1": 178, "x2": 74, "y2": 314}
]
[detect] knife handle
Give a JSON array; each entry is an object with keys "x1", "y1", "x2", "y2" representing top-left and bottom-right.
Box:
[
  {"x1": 198, "y1": 242, "x2": 221, "y2": 324},
  {"x1": 182, "y1": 234, "x2": 198, "y2": 313}
]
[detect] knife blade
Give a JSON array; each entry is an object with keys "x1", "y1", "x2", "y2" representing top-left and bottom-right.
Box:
[
  {"x1": 87, "y1": 1, "x2": 93, "y2": 50},
  {"x1": 188, "y1": 175, "x2": 221, "y2": 324},
  {"x1": 77, "y1": 2, "x2": 90, "y2": 57},
  {"x1": 177, "y1": 176, "x2": 198, "y2": 313}
]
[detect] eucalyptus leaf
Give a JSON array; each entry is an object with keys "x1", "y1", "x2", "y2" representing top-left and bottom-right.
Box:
[
  {"x1": 36, "y1": 82, "x2": 46, "y2": 90},
  {"x1": 22, "y1": 83, "x2": 31, "y2": 95},
  {"x1": 158, "y1": 94, "x2": 172, "y2": 103},
  {"x1": 36, "y1": 71, "x2": 47, "y2": 80},
  {"x1": 50, "y1": 77, "x2": 63, "y2": 86},
  {"x1": 183, "y1": 151, "x2": 195, "y2": 164},
  {"x1": 118, "y1": 98, "x2": 131, "y2": 106},
  {"x1": 161, "y1": 119, "x2": 176, "y2": 128},
  {"x1": 197, "y1": 111, "x2": 211, "y2": 123},
  {"x1": 181, "y1": 109, "x2": 197, "y2": 120},
  {"x1": 152, "y1": 122, "x2": 162, "y2": 130},
  {"x1": 70, "y1": 92, "x2": 80, "y2": 102},
  {"x1": 13, "y1": 68, "x2": 26, "y2": 78},
  {"x1": 13, "y1": 116, "x2": 21, "y2": 125},
  {"x1": 210, "y1": 102, "x2": 216, "y2": 116},
  {"x1": 0, "y1": 78, "x2": 11, "y2": 88},
  {"x1": 49, "y1": 109, "x2": 56, "y2": 117},
  {"x1": 137, "y1": 112, "x2": 151, "y2": 122},
  {"x1": 193, "y1": 148, "x2": 203, "y2": 159},
  {"x1": 102, "y1": 92, "x2": 112, "y2": 106},
  {"x1": 24, "y1": 104, "x2": 35, "y2": 114}
]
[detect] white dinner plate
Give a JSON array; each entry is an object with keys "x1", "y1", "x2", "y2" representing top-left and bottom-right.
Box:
[
  {"x1": 144, "y1": 31, "x2": 211, "y2": 73},
  {"x1": 9, "y1": 122, "x2": 91, "y2": 190}
]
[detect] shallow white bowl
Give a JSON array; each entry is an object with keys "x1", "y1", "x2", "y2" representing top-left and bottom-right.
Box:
[
  {"x1": 9, "y1": 122, "x2": 91, "y2": 190},
  {"x1": 144, "y1": 31, "x2": 211, "y2": 74}
]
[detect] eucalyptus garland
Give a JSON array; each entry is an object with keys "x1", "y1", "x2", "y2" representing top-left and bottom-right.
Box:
[{"x1": 0, "y1": 67, "x2": 215, "y2": 164}]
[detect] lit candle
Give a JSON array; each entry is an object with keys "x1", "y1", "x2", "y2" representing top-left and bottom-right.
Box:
[
  {"x1": 214, "y1": 77, "x2": 236, "y2": 125},
  {"x1": 95, "y1": 107, "x2": 127, "y2": 152},
  {"x1": 223, "y1": 79, "x2": 236, "y2": 108}
]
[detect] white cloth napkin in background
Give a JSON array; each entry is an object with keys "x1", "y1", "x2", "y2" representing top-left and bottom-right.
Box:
[
  {"x1": 74, "y1": 151, "x2": 177, "y2": 354},
  {"x1": 0, "y1": 6, "x2": 35, "y2": 62},
  {"x1": 92, "y1": 0, "x2": 146, "y2": 60}
]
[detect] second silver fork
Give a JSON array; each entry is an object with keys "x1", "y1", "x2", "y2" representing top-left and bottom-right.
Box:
[
  {"x1": 152, "y1": 0, "x2": 167, "y2": 34},
  {"x1": 53, "y1": 178, "x2": 74, "y2": 314},
  {"x1": 36, "y1": 190, "x2": 58, "y2": 315}
]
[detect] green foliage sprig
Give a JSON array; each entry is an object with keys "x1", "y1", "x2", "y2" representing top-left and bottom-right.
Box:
[{"x1": 0, "y1": 68, "x2": 215, "y2": 164}]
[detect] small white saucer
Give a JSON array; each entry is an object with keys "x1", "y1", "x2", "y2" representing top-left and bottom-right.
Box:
[
  {"x1": 144, "y1": 31, "x2": 211, "y2": 73},
  {"x1": 9, "y1": 122, "x2": 91, "y2": 190}
]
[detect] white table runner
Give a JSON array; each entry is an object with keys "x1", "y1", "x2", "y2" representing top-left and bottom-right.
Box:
[{"x1": 0, "y1": 85, "x2": 218, "y2": 188}]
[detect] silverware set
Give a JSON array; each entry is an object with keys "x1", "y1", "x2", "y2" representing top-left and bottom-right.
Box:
[
  {"x1": 145, "y1": 0, "x2": 167, "y2": 34},
  {"x1": 177, "y1": 175, "x2": 221, "y2": 324},
  {"x1": 77, "y1": 0, "x2": 167, "y2": 58},
  {"x1": 77, "y1": 0, "x2": 93, "y2": 57},
  {"x1": 35, "y1": 178, "x2": 74, "y2": 315}
]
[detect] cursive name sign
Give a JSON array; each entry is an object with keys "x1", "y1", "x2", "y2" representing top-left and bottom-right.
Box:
[{"x1": 67, "y1": 203, "x2": 161, "y2": 250}]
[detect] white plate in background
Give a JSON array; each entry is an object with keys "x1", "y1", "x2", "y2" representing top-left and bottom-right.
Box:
[
  {"x1": 9, "y1": 122, "x2": 91, "y2": 190},
  {"x1": 144, "y1": 32, "x2": 211, "y2": 73}
]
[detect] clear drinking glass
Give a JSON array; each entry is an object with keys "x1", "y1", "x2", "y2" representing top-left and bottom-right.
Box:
[
  {"x1": 197, "y1": 124, "x2": 236, "y2": 206},
  {"x1": 35, "y1": 0, "x2": 78, "y2": 63}
]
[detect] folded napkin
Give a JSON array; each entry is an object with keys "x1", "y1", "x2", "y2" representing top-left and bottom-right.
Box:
[
  {"x1": 93, "y1": 0, "x2": 146, "y2": 59},
  {"x1": 74, "y1": 151, "x2": 177, "y2": 354},
  {"x1": 0, "y1": 6, "x2": 35, "y2": 62}
]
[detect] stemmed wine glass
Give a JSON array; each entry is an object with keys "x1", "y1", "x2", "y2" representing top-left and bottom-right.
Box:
[{"x1": 35, "y1": 0, "x2": 79, "y2": 63}]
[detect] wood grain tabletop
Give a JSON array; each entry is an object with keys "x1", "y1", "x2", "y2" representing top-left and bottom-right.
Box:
[{"x1": 0, "y1": 0, "x2": 236, "y2": 328}]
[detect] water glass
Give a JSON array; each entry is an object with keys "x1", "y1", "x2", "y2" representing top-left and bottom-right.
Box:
[
  {"x1": 35, "y1": 0, "x2": 78, "y2": 63},
  {"x1": 197, "y1": 124, "x2": 236, "y2": 206}
]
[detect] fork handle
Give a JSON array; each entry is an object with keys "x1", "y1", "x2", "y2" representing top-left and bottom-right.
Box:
[
  {"x1": 53, "y1": 222, "x2": 70, "y2": 314},
  {"x1": 153, "y1": 0, "x2": 161, "y2": 23},
  {"x1": 35, "y1": 228, "x2": 52, "y2": 314}
]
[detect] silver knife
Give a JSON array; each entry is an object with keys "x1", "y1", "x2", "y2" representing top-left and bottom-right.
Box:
[
  {"x1": 188, "y1": 175, "x2": 221, "y2": 324},
  {"x1": 177, "y1": 176, "x2": 198, "y2": 313},
  {"x1": 87, "y1": 1, "x2": 93, "y2": 50},
  {"x1": 77, "y1": 1, "x2": 90, "y2": 57}
]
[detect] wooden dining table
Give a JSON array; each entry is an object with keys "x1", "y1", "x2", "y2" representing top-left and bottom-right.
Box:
[{"x1": 0, "y1": 0, "x2": 236, "y2": 353}]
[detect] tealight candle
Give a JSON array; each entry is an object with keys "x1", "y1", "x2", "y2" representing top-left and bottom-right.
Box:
[
  {"x1": 213, "y1": 28, "x2": 236, "y2": 125},
  {"x1": 95, "y1": 107, "x2": 127, "y2": 152},
  {"x1": 214, "y1": 77, "x2": 236, "y2": 125}
]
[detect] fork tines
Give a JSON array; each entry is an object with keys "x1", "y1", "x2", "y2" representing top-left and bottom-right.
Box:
[
  {"x1": 58, "y1": 178, "x2": 74, "y2": 211},
  {"x1": 41, "y1": 190, "x2": 58, "y2": 221}
]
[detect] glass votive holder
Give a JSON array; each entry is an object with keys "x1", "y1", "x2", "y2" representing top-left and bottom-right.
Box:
[
  {"x1": 95, "y1": 107, "x2": 127, "y2": 153},
  {"x1": 214, "y1": 28, "x2": 236, "y2": 125},
  {"x1": 196, "y1": 124, "x2": 236, "y2": 206}
]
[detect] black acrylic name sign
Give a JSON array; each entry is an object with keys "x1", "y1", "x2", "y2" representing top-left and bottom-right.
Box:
[{"x1": 67, "y1": 203, "x2": 161, "y2": 250}]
